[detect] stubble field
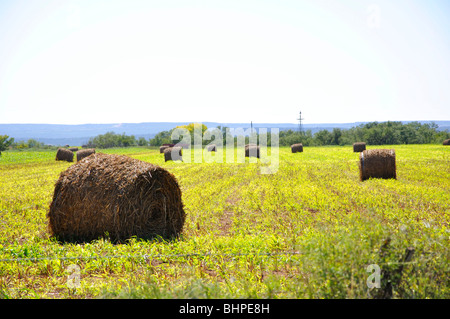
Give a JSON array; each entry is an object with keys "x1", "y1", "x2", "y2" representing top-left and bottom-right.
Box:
[{"x1": 0, "y1": 145, "x2": 448, "y2": 298}]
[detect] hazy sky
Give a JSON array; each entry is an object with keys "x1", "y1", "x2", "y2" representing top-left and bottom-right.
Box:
[{"x1": 0, "y1": 0, "x2": 449, "y2": 125}]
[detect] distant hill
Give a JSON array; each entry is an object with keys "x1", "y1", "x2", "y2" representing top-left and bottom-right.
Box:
[{"x1": 0, "y1": 121, "x2": 449, "y2": 146}]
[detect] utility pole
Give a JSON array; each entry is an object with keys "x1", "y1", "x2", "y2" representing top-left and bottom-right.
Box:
[{"x1": 297, "y1": 111, "x2": 304, "y2": 134}]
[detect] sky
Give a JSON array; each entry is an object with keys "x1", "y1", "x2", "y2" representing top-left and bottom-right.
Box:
[{"x1": 0, "y1": 0, "x2": 449, "y2": 125}]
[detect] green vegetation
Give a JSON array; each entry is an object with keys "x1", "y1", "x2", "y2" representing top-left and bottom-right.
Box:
[
  {"x1": 279, "y1": 121, "x2": 450, "y2": 146},
  {"x1": 10, "y1": 139, "x2": 57, "y2": 150},
  {"x1": 148, "y1": 121, "x2": 450, "y2": 148},
  {"x1": 0, "y1": 145, "x2": 449, "y2": 299},
  {"x1": 0, "y1": 135, "x2": 14, "y2": 155},
  {"x1": 86, "y1": 132, "x2": 145, "y2": 149}
]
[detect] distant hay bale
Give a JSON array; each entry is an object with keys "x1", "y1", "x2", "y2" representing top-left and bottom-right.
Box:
[
  {"x1": 359, "y1": 149, "x2": 396, "y2": 181},
  {"x1": 160, "y1": 145, "x2": 169, "y2": 153},
  {"x1": 245, "y1": 144, "x2": 260, "y2": 158},
  {"x1": 353, "y1": 142, "x2": 366, "y2": 152},
  {"x1": 47, "y1": 153, "x2": 186, "y2": 242},
  {"x1": 68, "y1": 147, "x2": 78, "y2": 152},
  {"x1": 55, "y1": 148, "x2": 74, "y2": 162},
  {"x1": 291, "y1": 143, "x2": 303, "y2": 153},
  {"x1": 77, "y1": 148, "x2": 95, "y2": 162},
  {"x1": 207, "y1": 144, "x2": 216, "y2": 152},
  {"x1": 443, "y1": 139, "x2": 450, "y2": 146},
  {"x1": 164, "y1": 146, "x2": 183, "y2": 162}
]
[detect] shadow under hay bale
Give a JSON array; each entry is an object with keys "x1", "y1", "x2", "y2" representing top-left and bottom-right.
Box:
[
  {"x1": 291, "y1": 143, "x2": 303, "y2": 153},
  {"x1": 160, "y1": 145, "x2": 169, "y2": 153},
  {"x1": 55, "y1": 148, "x2": 74, "y2": 162},
  {"x1": 245, "y1": 144, "x2": 260, "y2": 158},
  {"x1": 359, "y1": 149, "x2": 396, "y2": 181},
  {"x1": 353, "y1": 142, "x2": 366, "y2": 152},
  {"x1": 68, "y1": 147, "x2": 79, "y2": 152},
  {"x1": 47, "y1": 153, "x2": 186, "y2": 243},
  {"x1": 164, "y1": 146, "x2": 183, "y2": 162},
  {"x1": 77, "y1": 148, "x2": 95, "y2": 162},
  {"x1": 443, "y1": 139, "x2": 450, "y2": 146},
  {"x1": 207, "y1": 144, "x2": 216, "y2": 152}
]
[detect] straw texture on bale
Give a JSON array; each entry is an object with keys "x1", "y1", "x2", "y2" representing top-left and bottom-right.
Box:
[
  {"x1": 55, "y1": 148, "x2": 74, "y2": 162},
  {"x1": 68, "y1": 147, "x2": 79, "y2": 152},
  {"x1": 164, "y1": 146, "x2": 183, "y2": 162},
  {"x1": 47, "y1": 153, "x2": 186, "y2": 242},
  {"x1": 359, "y1": 149, "x2": 396, "y2": 181},
  {"x1": 291, "y1": 143, "x2": 303, "y2": 153},
  {"x1": 160, "y1": 145, "x2": 169, "y2": 153},
  {"x1": 353, "y1": 142, "x2": 366, "y2": 152},
  {"x1": 245, "y1": 144, "x2": 260, "y2": 158},
  {"x1": 443, "y1": 139, "x2": 450, "y2": 146},
  {"x1": 207, "y1": 144, "x2": 216, "y2": 152},
  {"x1": 77, "y1": 148, "x2": 95, "y2": 162}
]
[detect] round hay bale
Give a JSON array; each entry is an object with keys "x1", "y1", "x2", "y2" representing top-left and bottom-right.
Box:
[
  {"x1": 68, "y1": 147, "x2": 79, "y2": 152},
  {"x1": 47, "y1": 153, "x2": 186, "y2": 242},
  {"x1": 291, "y1": 143, "x2": 303, "y2": 153},
  {"x1": 353, "y1": 142, "x2": 366, "y2": 152},
  {"x1": 443, "y1": 139, "x2": 450, "y2": 146},
  {"x1": 359, "y1": 149, "x2": 396, "y2": 181},
  {"x1": 55, "y1": 148, "x2": 74, "y2": 162},
  {"x1": 164, "y1": 146, "x2": 183, "y2": 162},
  {"x1": 160, "y1": 145, "x2": 169, "y2": 153},
  {"x1": 245, "y1": 144, "x2": 260, "y2": 158},
  {"x1": 207, "y1": 144, "x2": 216, "y2": 152},
  {"x1": 77, "y1": 148, "x2": 96, "y2": 162}
]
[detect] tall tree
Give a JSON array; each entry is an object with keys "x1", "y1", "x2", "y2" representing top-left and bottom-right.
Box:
[{"x1": 0, "y1": 135, "x2": 14, "y2": 155}]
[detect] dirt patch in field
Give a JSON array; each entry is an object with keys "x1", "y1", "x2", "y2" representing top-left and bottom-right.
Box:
[{"x1": 218, "y1": 210, "x2": 234, "y2": 236}]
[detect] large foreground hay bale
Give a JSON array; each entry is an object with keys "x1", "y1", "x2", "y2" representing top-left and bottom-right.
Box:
[
  {"x1": 56, "y1": 148, "x2": 74, "y2": 162},
  {"x1": 291, "y1": 143, "x2": 303, "y2": 153},
  {"x1": 359, "y1": 149, "x2": 396, "y2": 181},
  {"x1": 245, "y1": 144, "x2": 260, "y2": 158},
  {"x1": 164, "y1": 147, "x2": 183, "y2": 162},
  {"x1": 47, "y1": 153, "x2": 186, "y2": 242},
  {"x1": 160, "y1": 145, "x2": 169, "y2": 153},
  {"x1": 443, "y1": 139, "x2": 450, "y2": 146},
  {"x1": 353, "y1": 142, "x2": 366, "y2": 152},
  {"x1": 77, "y1": 148, "x2": 96, "y2": 162},
  {"x1": 207, "y1": 144, "x2": 216, "y2": 152}
]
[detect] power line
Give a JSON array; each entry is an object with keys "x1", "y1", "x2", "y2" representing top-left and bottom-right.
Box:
[{"x1": 0, "y1": 250, "x2": 302, "y2": 263}]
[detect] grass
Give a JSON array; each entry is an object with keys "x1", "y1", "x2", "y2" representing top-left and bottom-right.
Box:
[{"x1": 0, "y1": 144, "x2": 449, "y2": 299}]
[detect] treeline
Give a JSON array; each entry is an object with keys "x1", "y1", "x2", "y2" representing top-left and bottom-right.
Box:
[
  {"x1": 1, "y1": 137, "x2": 57, "y2": 153},
  {"x1": 86, "y1": 132, "x2": 149, "y2": 148},
  {"x1": 150, "y1": 121, "x2": 449, "y2": 147},
  {"x1": 12, "y1": 139, "x2": 55, "y2": 149},
  {"x1": 279, "y1": 121, "x2": 449, "y2": 146}
]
